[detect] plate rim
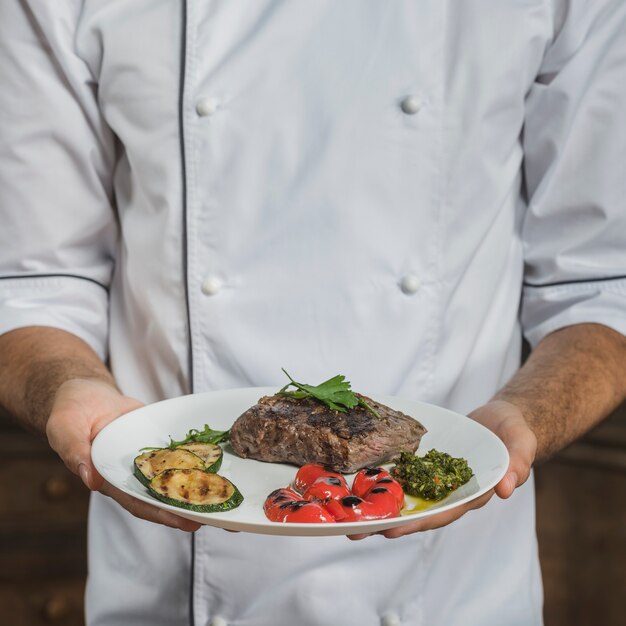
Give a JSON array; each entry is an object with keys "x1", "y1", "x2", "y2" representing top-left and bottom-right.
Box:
[{"x1": 91, "y1": 386, "x2": 510, "y2": 536}]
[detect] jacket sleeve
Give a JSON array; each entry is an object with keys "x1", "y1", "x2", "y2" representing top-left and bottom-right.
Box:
[
  {"x1": 0, "y1": 1, "x2": 117, "y2": 360},
  {"x1": 521, "y1": 0, "x2": 626, "y2": 348}
]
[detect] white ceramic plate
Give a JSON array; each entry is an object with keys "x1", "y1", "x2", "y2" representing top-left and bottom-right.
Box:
[{"x1": 91, "y1": 387, "x2": 509, "y2": 536}]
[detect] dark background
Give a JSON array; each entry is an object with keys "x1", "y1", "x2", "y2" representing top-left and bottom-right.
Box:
[{"x1": 1, "y1": 402, "x2": 625, "y2": 625}]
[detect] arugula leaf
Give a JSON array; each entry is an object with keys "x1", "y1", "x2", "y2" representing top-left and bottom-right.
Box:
[
  {"x1": 278, "y1": 368, "x2": 380, "y2": 418},
  {"x1": 166, "y1": 424, "x2": 230, "y2": 449}
]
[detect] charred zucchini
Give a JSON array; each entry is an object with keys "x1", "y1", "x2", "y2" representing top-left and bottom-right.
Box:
[
  {"x1": 176, "y1": 442, "x2": 223, "y2": 473},
  {"x1": 133, "y1": 448, "x2": 204, "y2": 487},
  {"x1": 148, "y1": 468, "x2": 243, "y2": 512}
]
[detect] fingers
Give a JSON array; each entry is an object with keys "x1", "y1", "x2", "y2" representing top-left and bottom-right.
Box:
[
  {"x1": 350, "y1": 400, "x2": 538, "y2": 542},
  {"x1": 493, "y1": 414, "x2": 537, "y2": 499},
  {"x1": 469, "y1": 400, "x2": 537, "y2": 501},
  {"x1": 77, "y1": 462, "x2": 105, "y2": 491},
  {"x1": 494, "y1": 471, "x2": 518, "y2": 499},
  {"x1": 47, "y1": 411, "x2": 102, "y2": 489},
  {"x1": 99, "y1": 482, "x2": 201, "y2": 532},
  {"x1": 380, "y1": 491, "x2": 493, "y2": 539},
  {"x1": 45, "y1": 379, "x2": 201, "y2": 532},
  {"x1": 46, "y1": 379, "x2": 144, "y2": 491},
  {"x1": 348, "y1": 491, "x2": 494, "y2": 541}
]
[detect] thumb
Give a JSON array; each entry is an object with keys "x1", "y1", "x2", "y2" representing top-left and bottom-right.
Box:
[
  {"x1": 46, "y1": 379, "x2": 142, "y2": 492},
  {"x1": 469, "y1": 400, "x2": 537, "y2": 501},
  {"x1": 77, "y1": 458, "x2": 104, "y2": 492},
  {"x1": 493, "y1": 415, "x2": 537, "y2": 499},
  {"x1": 48, "y1": 418, "x2": 105, "y2": 491}
]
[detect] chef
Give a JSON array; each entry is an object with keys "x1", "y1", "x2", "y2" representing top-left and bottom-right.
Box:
[{"x1": 1, "y1": 1, "x2": 625, "y2": 625}]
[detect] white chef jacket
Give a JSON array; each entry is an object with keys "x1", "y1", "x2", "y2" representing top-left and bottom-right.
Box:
[{"x1": 1, "y1": 1, "x2": 626, "y2": 625}]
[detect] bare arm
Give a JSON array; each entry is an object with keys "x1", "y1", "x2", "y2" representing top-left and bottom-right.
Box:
[
  {"x1": 0, "y1": 326, "x2": 116, "y2": 435},
  {"x1": 353, "y1": 322, "x2": 626, "y2": 540},
  {"x1": 495, "y1": 323, "x2": 626, "y2": 463},
  {"x1": 0, "y1": 326, "x2": 200, "y2": 532}
]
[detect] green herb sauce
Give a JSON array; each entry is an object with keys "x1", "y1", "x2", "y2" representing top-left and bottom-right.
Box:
[{"x1": 391, "y1": 449, "x2": 473, "y2": 501}]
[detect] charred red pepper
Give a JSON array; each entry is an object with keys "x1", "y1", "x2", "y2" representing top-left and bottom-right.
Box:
[
  {"x1": 352, "y1": 467, "x2": 404, "y2": 507},
  {"x1": 264, "y1": 487, "x2": 335, "y2": 523},
  {"x1": 326, "y1": 488, "x2": 400, "y2": 522},
  {"x1": 302, "y1": 476, "x2": 351, "y2": 502},
  {"x1": 352, "y1": 467, "x2": 393, "y2": 498},
  {"x1": 265, "y1": 464, "x2": 405, "y2": 524},
  {"x1": 293, "y1": 464, "x2": 346, "y2": 494}
]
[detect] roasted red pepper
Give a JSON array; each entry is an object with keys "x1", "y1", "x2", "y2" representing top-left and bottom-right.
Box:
[
  {"x1": 278, "y1": 501, "x2": 336, "y2": 523},
  {"x1": 265, "y1": 464, "x2": 404, "y2": 523},
  {"x1": 302, "y1": 476, "x2": 351, "y2": 502},
  {"x1": 326, "y1": 488, "x2": 401, "y2": 522},
  {"x1": 264, "y1": 487, "x2": 304, "y2": 522},
  {"x1": 360, "y1": 486, "x2": 402, "y2": 519},
  {"x1": 352, "y1": 467, "x2": 404, "y2": 507},
  {"x1": 352, "y1": 467, "x2": 392, "y2": 497},
  {"x1": 293, "y1": 464, "x2": 346, "y2": 494},
  {"x1": 264, "y1": 487, "x2": 335, "y2": 523}
]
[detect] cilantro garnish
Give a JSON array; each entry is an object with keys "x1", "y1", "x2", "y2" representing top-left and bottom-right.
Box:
[{"x1": 277, "y1": 368, "x2": 380, "y2": 418}]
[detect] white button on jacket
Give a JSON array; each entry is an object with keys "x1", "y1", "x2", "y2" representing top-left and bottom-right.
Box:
[
  {"x1": 196, "y1": 96, "x2": 219, "y2": 117},
  {"x1": 201, "y1": 276, "x2": 222, "y2": 296},
  {"x1": 399, "y1": 274, "x2": 421, "y2": 295},
  {"x1": 400, "y1": 95, "x2": 423, "y2": 115},
  {"x1": 1, "y1": 2, "x2": 626, "y2": 626},
  {"x1": 381, "y1": 612, "x2": 402, "y2": 626}
]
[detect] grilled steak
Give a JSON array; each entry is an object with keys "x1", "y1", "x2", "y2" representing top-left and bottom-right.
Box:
[{"x1": 229, "y1": 394, "x2": 427, "y2": 473}]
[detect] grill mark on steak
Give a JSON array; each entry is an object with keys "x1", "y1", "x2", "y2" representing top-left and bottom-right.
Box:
[
  {"x1": 229, "y1": 393, "x2": 427, "y2": 473},
  {"x1": 304, "y1": 402, "x2": 376, "y2": 438}
]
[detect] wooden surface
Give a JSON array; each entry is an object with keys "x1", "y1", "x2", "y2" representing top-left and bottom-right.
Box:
[
  {"x1": 1, "y1": 405, "x2": 625, "y2": 625},
  {"x1": 535, "y1": 406, "x2": 626, "y2": 625},
  {"x1": 0, "y1": 418, "x2": 88, "y2": 626}
]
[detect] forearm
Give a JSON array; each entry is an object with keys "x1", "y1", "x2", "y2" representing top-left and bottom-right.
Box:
[
  {"x1": 0, "y1": 326, "x2": 115, "y2": 436},
  {"x1": 494, "y1": 323, "x2": 626, "y2": 463}
]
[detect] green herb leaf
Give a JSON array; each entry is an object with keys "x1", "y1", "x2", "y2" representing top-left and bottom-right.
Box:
[
  {"x1": 278, "y1": 368, "x2": 380, "y2": 418},
  {"x1": 167, "y1": 424, "x2": 230, "y2": 449}
]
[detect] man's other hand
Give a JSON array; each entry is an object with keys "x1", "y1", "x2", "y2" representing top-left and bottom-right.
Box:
[
  {"x1": 348, "y1": 400, "x2": 536, "y2": 540},
  {"x1": 46, "y1": 378, "x2": 201, "y2": 532}
]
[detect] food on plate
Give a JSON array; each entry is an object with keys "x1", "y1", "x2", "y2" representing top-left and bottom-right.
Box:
[
  {"x1": 149, "y1": 469, "x2": 243, "y2": 513},
  {"x1": 176, "y1": 442, "x2": 224, "y2": 470},
  {"x1": 352, "y1": 467, "x2": 404, "y2": 506},
  {"x1": 133, "y1": 448, "x2": 207, "y2": 487},
  {"x1": 230, "y1": 371, "x2": 427, "y2": 473},
  {"x1": 134, "y1": 423, "x2": 242, "y2": 513},
  {"x1": 325, "y1": 489, "x2": 401, "y2": 522},
  {"x1": 134, "y1": 442, "x2": 224, "y2": 487},
  {"x1": 275, "y1": 369, "x2": 381, "y2": 416},
  {"x1": 293, "y1": 463, "x2": 347, "y2": 493},
  {"x1": 391, "y1": 450, "x2": 473, "y2": 500},
  {"x1": 264, "y1": 488, "x2": 335, "y2": 523},
  {"x1": 302, "y1": 476, "x2": 352, "y2": 502},
  {"x1": 166, "y1": 423, "x2": 230, "y2": 447},
  {"x1": 263, "y1": 463, "x2": 405, "y2": 523}
]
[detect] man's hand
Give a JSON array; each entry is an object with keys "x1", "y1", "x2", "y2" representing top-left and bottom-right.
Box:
[
  {"x1": 47, "y1": 378, "x2": 201, "y2": 532},
  {"x1": 0, "y1": 327, "x2": 201, "y2": 532},
  {"x1": 349, "y1": 323, "x2": 626, "y2": 541},
  {"x1": 348, "y1": 400, "x2": 537, "y2": 540}
]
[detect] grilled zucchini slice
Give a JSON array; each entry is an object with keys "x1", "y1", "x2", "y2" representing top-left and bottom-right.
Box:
[
  {"x1": 176, "y1": 442, "x2": 223, "y2": 473},
  {"x1": 133, "y1": 449, "x2": 204, "y2": 487},
  {"x1": 148, "y1": 469, "x2": 243, "y2": 512}
]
